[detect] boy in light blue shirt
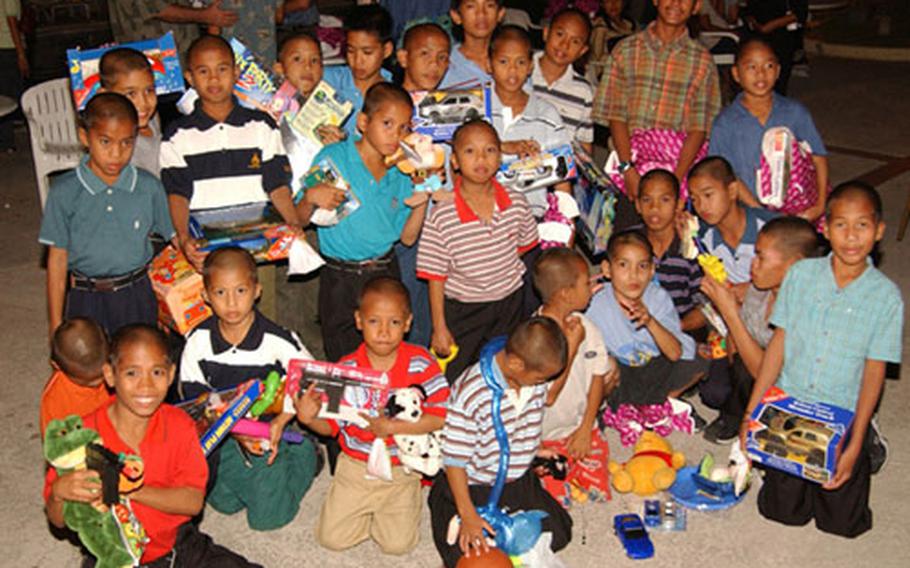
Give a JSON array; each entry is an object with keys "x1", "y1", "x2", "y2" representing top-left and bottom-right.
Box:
[{"x1": 438, "y1": 0, "x2": 503, "y2": 88}]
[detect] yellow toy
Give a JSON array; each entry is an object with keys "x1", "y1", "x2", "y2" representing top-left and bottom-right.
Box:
[
  {"x1": 608, "y1": 431, "x2": 686, "y2": 496},
  {"x1": 431, "y1": 345, "x2": 459, "y2": 373},
  {"x1": 697, "y1": 253, "x2": 727, "y2": 284}
]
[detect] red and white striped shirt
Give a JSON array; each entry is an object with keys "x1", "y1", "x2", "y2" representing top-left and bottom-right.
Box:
[{"x1": 416, "y1": 179, "x2": 538, "y2": 303}]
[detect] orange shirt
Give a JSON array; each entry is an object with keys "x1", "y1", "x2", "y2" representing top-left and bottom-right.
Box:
[{"x1": 39, "y1": 369, "x2": 111, "y2": 437}]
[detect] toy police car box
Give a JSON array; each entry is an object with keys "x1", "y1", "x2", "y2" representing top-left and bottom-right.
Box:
[
  {"x1": 496, "y1": 144, "x2": 577, "y2": 193},
  {"x1": 410, "y1": 84, "x2": 492, "y2": 142},
  {"x1": 745, "y1": 387, "x2": 854, "y2": 484},
  {"x1": 68, "y1": 32, "x2": 185, "y2": 110}
]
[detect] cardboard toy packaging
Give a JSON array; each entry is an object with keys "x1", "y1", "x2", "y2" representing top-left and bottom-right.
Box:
[
  {"x1": 285, "y1": 359, "x2": 389, "y2": 427},
  {"x1": 497, "y1": 144, "x2": 577, "y2": 192},
  {"x1": 410, "y1": 85, "x2": 492, "y2": 141},
  {"x1": 745, "y1": 386, "x2": 854, "y2": 484},
  {"x1": 176, "y1": 380, "x2": 263, "y2": 455},
  {"x1": 148, "y1": 245, "x2": 211, "y2": 335}
]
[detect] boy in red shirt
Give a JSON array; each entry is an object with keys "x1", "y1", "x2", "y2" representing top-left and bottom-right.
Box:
[
  {"x1": 296, "y1": 277, "x2": 450, "y2": 555},
  {"x1": 40, "y1": 318, "x2": 111, "y2": 437},
  {"x1": 44, "y1": 325, "x2": 257, "y2": 567}
]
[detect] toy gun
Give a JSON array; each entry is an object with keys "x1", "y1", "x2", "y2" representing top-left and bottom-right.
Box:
[
  {"x1": 431, "y1": 345, "x2": 459, "y2": 373},
  {"x1": 697, "y1": 253, "x2": 727, "y2": 284},
  {"x1": 85, "y1": 444, "x2": 144, "y2": 506}
]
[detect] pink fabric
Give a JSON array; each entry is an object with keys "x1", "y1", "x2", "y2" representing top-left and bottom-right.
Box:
[
  {"x1": 540, "y1": 191, "x2": 573, "y2": 249},
  {"x1": 609, "y1": 129, "x2": 708, "y2": 201},
  {"x1": 602, "y1": 401, "x2": 694, "y2": 447}
]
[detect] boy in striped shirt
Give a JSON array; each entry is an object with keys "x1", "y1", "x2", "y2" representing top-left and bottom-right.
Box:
[
  {"x1": 417, "y1": 120, "x2": 539, "y2": 383},
  {"x1": 295, "y1": 277, "x2": 449, "y2": 555},
  {"x1": 428, "y1": 317, "x2": 573, "y2": 567}
]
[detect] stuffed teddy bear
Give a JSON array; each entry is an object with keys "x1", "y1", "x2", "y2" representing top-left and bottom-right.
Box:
[
  {"x1": 44, "y1": 415, "x2": 148, "y2": 568},
  {"x1": 386, "y1": 385, "x2": 443, "y2": 476},
  {"x1": 608, "y1": 431, "x2": 685, "y2": 496}
]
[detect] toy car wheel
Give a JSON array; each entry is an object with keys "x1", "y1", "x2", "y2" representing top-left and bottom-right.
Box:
[
  {"x1": 535, "y1": 165, "x2": 553, "y2": 176},
  {"x1": 807, "y1": 449, "x2": 825, "y2": 467},
  {"x1": 464, "y1": 108, "x2": 480, "y2": 121},
  {"x1": 555, "y1": 157, "x2": 568, "y2": 178},
  {"x1": 767, "y1": 443, "x2": 788, "y2": 457},
  {"x1": 430, "y1": 111, "x2": 441, "y2": 122}
]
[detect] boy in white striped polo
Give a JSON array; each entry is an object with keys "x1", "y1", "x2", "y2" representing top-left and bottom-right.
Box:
[{"x1": 417, "y1": 120, "x2": 539, "y2": 383}]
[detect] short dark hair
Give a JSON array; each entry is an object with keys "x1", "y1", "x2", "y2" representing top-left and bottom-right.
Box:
[
  {"x1": 80, "y1": 92, "x2": 138, "y2": 131},
  {"x1": 826, "y1": 180, "x2": 883, "y2": 223},
  {"x1": 639, "y1": 168, "x2": 680, "y2": 200},
  {"x1": 606, "y1": 229, "x2": 654, "y2": 261},
  {"x1": 452, "y1": 118, "x2": 500, "y2": 149},
  {"x1": 759, "y1": 216, "x2": 820, "y2": 260},
  {"x1": 402, "y1": 22, "x2": 451, "y2": 51},
  {"x1": 533, "y1": 248, "x2": 587, "y2": 302},
  {"x1": 99, "y1": 47, "x2": 151, "y2": 89},
  {"x1": 550, "y1": 7, "x2": 592, "y2": 41},
  {"x1": 688, "y1": 156, "x2": 737, "y2": 186},
  {"x1": 278, "y1": 31, "x2": 320, "y2": 61},
  {"x1": 359, "y1": 276, "x2": 411, "y2": 312},
  {"x1": 109, "y1": 324, "x2": 171, "y2": 368},
  {"x1": 735, "y1": 36, "x2": 777, "y2": 65},
  {"x1": 347, "y1": 4, "x2": 394, "y2": 44},
  {"x1": 361, "y1": 82, "x2": 413, "y2": 117},
  {"x1": 451, "y1": 0, "x2": 502, "y2": 10},
  {"x1": 202, "y1": 247, "x2": 258, "y2": 288},
  {"x1": 187, "y1": 34, "x2": 234, "y2": 67},
  {"x1": 505, "y1": 316, "x2": 568, "y2": 376},
  {"x1": 52, "y1": 318, "x2": 109, "y2": 381},
  {"x1": 489, "y1": 24, "x2": 532, "y2": 59}
]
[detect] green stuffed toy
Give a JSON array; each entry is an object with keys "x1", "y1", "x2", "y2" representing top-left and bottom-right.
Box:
[{"x1": 44, "y1": 415, "x2": 148, "y2": 568}]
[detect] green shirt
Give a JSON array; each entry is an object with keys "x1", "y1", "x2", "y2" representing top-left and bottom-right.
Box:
[{"x1": 39, "y1": 157, "x2": 175, "y2": 277}]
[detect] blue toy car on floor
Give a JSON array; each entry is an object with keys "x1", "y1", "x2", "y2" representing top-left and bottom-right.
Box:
[{"x1": 613, "y1": 513, "x2": 655, "y2": 559}]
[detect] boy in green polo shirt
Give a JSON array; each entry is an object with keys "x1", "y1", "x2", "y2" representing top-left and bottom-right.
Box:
[{"x1": 39, "y1": 93, "x2": 175, "y2": 339}]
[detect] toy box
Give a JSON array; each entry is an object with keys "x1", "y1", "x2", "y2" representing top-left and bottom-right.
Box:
[
  {"x1": 67, "y1": 32, "x2": 184, "y2": 110},
  {"x1": 296, "y1": 157, "x2": 359, "y2": 225},
  {"x1": 288, "y1": 80, "x2": 353, "y2": 147},
  {"x1": 497, "y1": 144, "x2": 577, "y2": 193},
  {"x1": 231, "y1": 37, "x2": 300, "y2": 121},
  {"x1": 176, "y1": 380, "x2": 263, "y2": 455},
  {"x1": 148, "y1": 245, "x2": 212, "y2": 335},
  {"x1": 188, "y1": 203, "x2": 295, "y2": 262},
  {"x1": 745, "y1": 387, "x2": 854, "y2": 484},
  {"x1": 286, "y1": 359, "x2": 389, "y2": 427},
  {"x1": 410, "y1": 85, "x2": 492, "y2": 141}
]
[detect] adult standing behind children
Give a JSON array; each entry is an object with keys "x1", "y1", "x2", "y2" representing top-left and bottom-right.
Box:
[
  {"x1": 439, "y1": 0, "x2": 505, "y2": 88},
  {"x1": 210, "y1": 0, "x2": 282, "y2": 64},
  {"x1": 40, "y1": 93, "x2": 175, "y2": 339},
  {"x1": 593, "y1": 0, "x2": 720, "y2": 200}
]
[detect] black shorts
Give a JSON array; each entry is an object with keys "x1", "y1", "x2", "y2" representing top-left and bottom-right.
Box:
[{"x1": 609, "y1": 356, "x2": 708, "y2": 409}]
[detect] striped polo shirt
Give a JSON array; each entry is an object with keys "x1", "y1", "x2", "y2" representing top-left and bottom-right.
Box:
[
  {"x1": 160, "y1": 99, "x2": 292, "y2": 211},
  {"x1": 416, "y1": 179, "x2": 539, "y2": 303},
  {"x1": 328, "y1": 343, "x2": 450, "y2": 464},
  {"x1": 631, "y1": 225, "x2": 705, "y2": 317},
  {"x1": 530, "y1": 52, "x2": 595, "y2": 144},
  {"x1": 491, "y1": 90, "x2": 571, "y2": 157},
  {"x1": 442, "y1": 358, "x2": 548, "y2": 485}
]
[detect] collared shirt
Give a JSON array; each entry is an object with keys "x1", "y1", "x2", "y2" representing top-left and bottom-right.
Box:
[
  {"x1": 39, "y1": 370, "x2": 110, "y2": 437},
  {"x1": 160, "y1": 99, "x2": 291, "y2": 211},
  {"x1": 592, "y1": 23, "x2": 721, "y2": 132},
  {"x1": 586, "y1": 281, "x2": 696, "y2": 366},
  {"x1": 218, "y1": 0, "x2": 281, "y2": 64},
  {"x1": 417, "y1": 179, "x2": 538, "y2": 303},
  {"x1": 39, "y1": 157, "x2": 175, "y2": 277},
  {"x1": 322, "y1": 66, "x2": 393, "y2": 139},
  {"x1": 44, "y1": 399, "x2": 209, "y2": 563},
  {"x1": 631, "y1": 225, "x2": 705, "y2": 317},
  {"x1": 708, "y1": 92, "x2": 827, "y2": 196},
  {"x1": 439, "y1": 43, "x2": 491, "y2": 89},
  {"x1": 0, "y1": 0, "x2": 20, "y2": 49},
  {"x1": 443, "y1": 356, "x2": 548, "y2": 485},
  {"x1": 699, "y1": 206, "x2": 777, "y2": 284},
  {"x1": 771, "y1": 256, "x2": 903, "y2": 410},
  {"x1": 179, "y1": 310, "x2": 312, "y2": 405},
  {"x1": 329, "y1": 342, "x2": 450, "y2": 464},
  {"x1": 740, "y1": 285, "x2": 774, "y2": 349},
  {"x1": 132, "y1": 114, "x2": 162, "y2": 178},
  {"x1": 106, "y1": 1, "x2": 199, "y2": 65},
  {"x1": 530, "y1": 51, "x2": 595, "y2": 144},
  {"x1": 309, "y1": 138, "x2": 414, "y2": 261}
]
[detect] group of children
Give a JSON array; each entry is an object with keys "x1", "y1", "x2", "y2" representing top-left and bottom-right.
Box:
[{"x1": 38, "y1": 0, "x2": 903, "y2": 565}]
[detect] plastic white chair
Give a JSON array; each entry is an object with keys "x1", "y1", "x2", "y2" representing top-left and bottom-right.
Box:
[
  {"x1": 700, "y1": 31, "x2": 741, "y2": 67},
  {"x1": 21, "y1": 78, "x2": 84, "y2": 211}
]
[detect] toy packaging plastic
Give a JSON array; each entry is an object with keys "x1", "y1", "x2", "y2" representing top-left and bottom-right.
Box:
[
  {"x1": 176, "y1": 380, "x2": 264, "y2": 455},
  {"x1": 497, "y1": 144, "x2": 577, "y2": 193},
  {"x1": 148, "y1": 245, "x2": 212, "y2": 335},
  {"x1": 409, "y1": 84, "x2": 492, "y2": 141},
  {"x1": 296, "y1": 157, "x2": 359, "y2": 225},
  {"x1": 67, "y1": 32, "x2": 184, "y2": 110},
  {"x1": 189, "y1": 203, "x2": 296, "y2": 262},
  {"x1": 745, "y1": 386, "x2": 854, "y2": 484},
  {"x1": 286, "y1": 359, "x2": 389, "y2": 428},
  {"x1": 288, "y1": 80, "x2": 353, "y2": 147}
]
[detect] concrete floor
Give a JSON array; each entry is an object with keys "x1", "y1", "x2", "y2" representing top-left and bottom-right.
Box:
[{"x1": 2, "y1": 56, "x2": 908, "y2": 567}]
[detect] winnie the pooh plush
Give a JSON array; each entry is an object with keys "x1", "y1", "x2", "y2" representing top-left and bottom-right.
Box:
[{"x1": 608, "y1": 431, "x2": 685, "y2": 496}]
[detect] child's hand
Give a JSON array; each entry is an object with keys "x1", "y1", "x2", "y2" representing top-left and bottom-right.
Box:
[
  {"x1": 501, "y1": 139, "x2": 540, "y2": 158},
  {"x1": 316, "y1": 124, "x2": 346, "y2": 145},
  {"x1": 824, "y1": 440, "x2": 861, "y2": 490},
  {"x1": 617, "y1": 295, "x2": 651, "y2": 328},
  {"x1": 564, "y1": 315, "x2": 586, "y2": 351},
  {"x1": 566, "y1": 426, "x2": 593, "y2": 460},
  {"x1": 51, "y1": 469, "x2": 103, "y2": 504},
  {"x1": 305, "y1": 183, "x2": 347, "y2": 210},
  {"x1": 232, "y1": 434, "x2": 265, "y2": 456},
  {"x1": 178, "y1": 235, "x2": 207, "y2": 272},
  {"x1": 359, "y1": 413, "x2": 398, "y2": 438},
  {"x1": 267, "y1": 413, "x2": 294, "y2": 466},
  {"x1": 294, "y1": 383, "x2": 323, "y2": 425},
  {"x1": 602, "y1": 362, "x2": 620, "y2": 394},
  {"x1": 700, "y1": 276, "x2": 737, "y2": 315},
  {"x1": 431, "y1": 326, "x2": 456, "y2": 358},
  {"x1": 458, "y1": 511, "x2": 495, "y2": 557},
  {"x1": 403, "y1": 190, "x2": 430, "y2": 208}
]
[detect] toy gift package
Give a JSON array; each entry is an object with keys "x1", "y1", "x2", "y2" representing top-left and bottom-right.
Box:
[
  {"x1": 188, "y1": 202, "x2": 296, "y2": 262},
  {"x1": 409, "y1": 84, "x2": 492, "y2": 141},
  {"x1": 67, "y1": 32, "x2": 185, "y2": 110},
  {"x1": 745, "y1": 386, "x2": 854, "y2": 484},
  {"x1": 176, "y1": 380, "x2": 264, "y2": 456},
  {"x1": 148, "y1": 245, "x2": 212, "y2": 335},
  {"x1": 286, "y1": 359, "x2": 389, "y2": 427},
  {"x1": 295, "y1": 157, "x2": 359, "y2": 226},
  {"x1": 288, "y1": 80, "x2": 353, "y2": 147},
  {"x1": 497, "y1": 144, "x2": 577, "y2": 193}
]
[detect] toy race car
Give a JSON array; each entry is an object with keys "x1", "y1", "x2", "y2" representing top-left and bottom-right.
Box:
[
  {"x1": 613, "y1": 513, "x2": 654, "y2": 560},
  {"x1": 754, "y1": 407, "x2": 831, "y2": 469},
  {"x1": 417, "y1": 92, "x2": 484, "y2": 124}
]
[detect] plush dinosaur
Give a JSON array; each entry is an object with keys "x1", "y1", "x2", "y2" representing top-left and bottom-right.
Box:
[{"x1": 44, "y1": 415, "x2": 147, "y2": 568}]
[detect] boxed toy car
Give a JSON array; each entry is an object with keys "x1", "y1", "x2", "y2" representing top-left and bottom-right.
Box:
[
  {"x1": 497, "y1": 144, "x2": 577, "y2": 193},
  {"x1": 745, "y1": 386, "x2": 854, "y2": 484},
  {"x1": 189, "y1": 203, "x2": 296, "y2": 262},
  {"x1": 410, "y1": 85, "x2": 492, "y2": 141},
  {"x1": 148, "y1": 245, "x2": 212, "y2": 335}
]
